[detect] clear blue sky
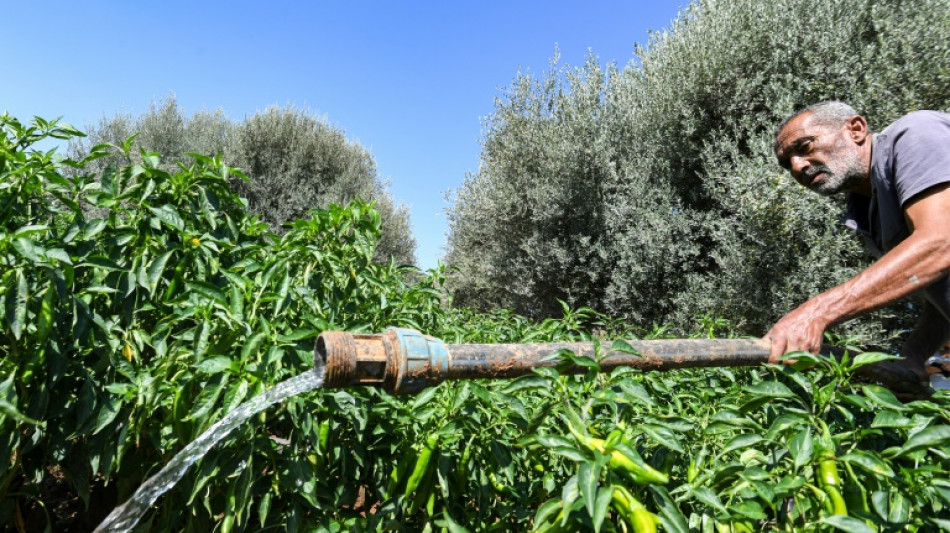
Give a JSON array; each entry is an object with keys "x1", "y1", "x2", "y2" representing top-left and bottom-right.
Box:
[{"x1": 3, "y1": 1, "x2": 687, "y2": 270}]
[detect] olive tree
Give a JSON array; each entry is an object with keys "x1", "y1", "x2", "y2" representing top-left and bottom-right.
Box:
[
  {"x1": 446, "y1": 0, "x2": 950, "y2": 342},
  {"x1": 71, "y1": 96, "x2": 416, "y2": 265}
]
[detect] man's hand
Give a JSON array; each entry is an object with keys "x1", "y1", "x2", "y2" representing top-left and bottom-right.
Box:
[
  {"x1": 765, "y1": 300, "x2": 831, "y2": 363},
  {"x1": 766, "y1": 184, "x2": 950, "y2": 365}
]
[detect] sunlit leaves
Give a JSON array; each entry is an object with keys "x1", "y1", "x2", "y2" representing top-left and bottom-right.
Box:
[{"x1": 5, "y1": 111, "x2": 950, "y2": 533}]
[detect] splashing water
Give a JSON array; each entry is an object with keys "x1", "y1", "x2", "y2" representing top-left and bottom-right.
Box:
[{"x1": 94, "y1": 366, "x2": 326, "y2": 533}]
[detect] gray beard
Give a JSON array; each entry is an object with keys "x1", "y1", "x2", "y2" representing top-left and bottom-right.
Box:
[
  {"x1": 808, "y1": 164, "x2": 864, "y2": 196},
  {"x1": 807, "y1": 136, "x2": 868, "y2": 196}
]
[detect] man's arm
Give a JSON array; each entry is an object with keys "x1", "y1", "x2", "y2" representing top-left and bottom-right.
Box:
[{"x1": 766, "y1": 183, "x2": 950, "y2": 362}]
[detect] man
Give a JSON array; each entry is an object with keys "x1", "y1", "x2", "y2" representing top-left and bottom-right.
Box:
[{"x1": 767, "y1": 101, "x2": 950, "y2": 385}]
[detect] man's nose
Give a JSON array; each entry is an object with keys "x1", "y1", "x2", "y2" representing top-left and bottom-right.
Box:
[
  {"x1": 790, "y1": 155, "x2": 810, "y2": 175},
  {"x1": 789, "y1": 156, "x2": 812, "y2": 184}
]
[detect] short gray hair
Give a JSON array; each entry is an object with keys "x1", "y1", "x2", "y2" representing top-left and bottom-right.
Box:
[{"x1": 774, "y1": 101, "x2": 862, "y2": 153}]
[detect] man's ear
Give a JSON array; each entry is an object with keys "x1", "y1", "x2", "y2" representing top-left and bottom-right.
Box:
[{"x1": 845, "y1": 115, "x2": 870, "y2": 143}]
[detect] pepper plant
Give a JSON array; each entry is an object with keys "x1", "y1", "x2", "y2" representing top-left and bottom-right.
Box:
[{"x1": 2, "y1": 114, "x2": 950, "y2": 532}]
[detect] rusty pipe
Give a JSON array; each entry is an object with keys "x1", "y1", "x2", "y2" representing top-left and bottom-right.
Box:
[{"x1": 314, "y1": 328, "x2": 929, "y2": 397}]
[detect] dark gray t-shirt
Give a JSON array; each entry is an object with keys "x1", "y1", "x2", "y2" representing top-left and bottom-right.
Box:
[{"x1": 844, "y1": 110, "x2": 950, "y2": 320}]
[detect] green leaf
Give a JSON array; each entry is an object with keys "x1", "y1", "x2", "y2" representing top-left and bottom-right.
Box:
[
  {"x1": 80, "y1": 256, "x2": 124, "y2": 271},
  {"x1": 194, "y1": 319, "x2": 210, "y2": 358},
  {"x1": 820, "y1": 515, "x2": 877, "y2": 533},
  {"x1": 195, "y1": 356, "x2": 234, "y2": 375},
  {"x1": 12, "y1": 237, "x2": 41, "y2": 262},
  {"x1": 891, "y1": 425, "x2": 950, "y2": 457},
  {"x1": 276, "y1": 329, "x2": 320, "y2": 343},
  {"x1": 229, "y1": 285, "x2": 245, "y2": 317},
  {"x1": 93, "y1": 397, "x2": 122, "y2": 435},
  {"x1": 0, "y1": 375, "x2": 40, "y2": 425},
  {"x1": 863, "y1": 385, "x2": 908, "y2": 411},
  {"x1": 258, "y1": 492, "x2": 272, "y2": 528},
  {"x1": 12, "y1": 224, "x2": 49, "y2": 238},
  {"x1": 592, "y1": 486, "x2": 613, "y2": 533},
  {"x1": 148, "y1": 205, "x2": 185, "y2": 231},
  {"x1": 788, "y1": 426, "x2": 813, "y2": 469},
  {"x1": 6, "y1": 270, "x2": 27, "y2": 340},
  {"x1": 146, "y1": 250, "x2": 174, "y2": 294},
  {"x1": 870, "y1": 410, "x2": 915, "y2": 429},
  {"x1": 839, "y1": 450, "x2": 894, "y2": 477},
  {"x1": 578, "y1": 461, "x2": 598, "y2": 520},
  {"x1": 692, "y1": 487, "x2": 728, "y2": 514},
  {"x1": 240, "y1": 332, "x2": 269, "y2": 362},
  {"x1": 607, "y1": 339, "x2": 641, "y2": 356},
  {"x1": 729, "y1": 499, "x2": 766, "y2": 520},
  {"x1": 412, "y1": 385, "x2": 440, "y2": 409},
  {"x1": 849, "y1": 352, "x2": 900, "y2": 370},
  {"x1": 640, "y1": 423, "x2": 684, "y2": 453},
  {"x1": 765, "y1": 413, "x2": 808, "y2": 440},
  {"x1": 534, "y1": 434, "x2": 574, "y2": 449},
  {"x1": 532, "y1": 498, "x2": 563, "y2": 529},
  {"x1": 930, "y1": 518, "x2": 950, "y2": 531},
  {"x1": 618, "y1": 380, "x2": 654, "y2": 406},
  {"x1": 502, "y1": 375, "x2": 550, "y2": 394},
  {"x1": 744, "y1": 380, "x2": 796, "y2": 399},
  {"x1": 649, "y1": 486, "x2": 688, "y2": 533},
  {"x1": 561, "y1": 475, "x2": 580, "y2": 518},
  {"x1": 82, "y1": 285, "x2": 119, "y2": 294},
  {"x1": 722, "y1": 433, "x2": 764, "y2": 456},
  {"x1": 186, "y1": 375, "x2": 227, "y2": 422},
  {"x1": 186, "y1": 281, "x2": 228, "y2": 305},
  {"x1": 83, "y1": 219, "x2": 109, "y2": 240},
  {"x1": 274, "y1": 270, "x2": 291, "y2": 315},
  {"x1": 551, "y1": 446, "x2": 589, "y2": 462}
]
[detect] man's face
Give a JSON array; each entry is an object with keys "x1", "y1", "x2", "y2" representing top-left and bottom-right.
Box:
[{"x1": 775, "y1": 112, "x2": 868, "y2": 196}]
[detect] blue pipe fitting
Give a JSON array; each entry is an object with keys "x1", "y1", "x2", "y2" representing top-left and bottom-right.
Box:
[{"x1": 388, "y1": 328, "x2": 449, "y2": 394}]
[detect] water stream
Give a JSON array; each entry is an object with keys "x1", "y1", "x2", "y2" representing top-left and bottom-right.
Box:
[{"x1": 93, "y1": 366, "x2": 326, "y2": 533}]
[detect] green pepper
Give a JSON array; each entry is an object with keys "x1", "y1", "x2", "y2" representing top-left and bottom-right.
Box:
[
  {"x1": 532, "y1": 509, "x2": 568, "y2": 533},
  {"x1": 842, "y1": 463, "x2": 870, "y2": 516},
  {"x1": 407, "y1": 464, "x2": 436, "y2": 515},
  {"x1": 824, "y1": 485, "x2": 848, "y2": 516},
  {"x1": 817, "y1": 454, "x2": 847, "y2": 516},
  {"x1": 819, "y1": 457, "x2": 841, "y2": 487},
  {"x1": 456, "y1": 441, "x2": 473, "y2": 491},
  {"x1": 489, "y1": 471, "x2": 508, "y2": 493},
  {"x1": 688, "y1": 446, "x2": 708, "y2": 484},
  {"x1": 611, "y1": 486, "x2": 658, "y2": 533},
  {"x1": 34, "y1": 285, "x2": 55, "y2": 343},
  {"x1": 404, "y1": 433, "x2": 439, "y2": 499},
  {"x1": 425, "y1": 486, "x2": 436, "y2": 515},
  {"x1": 317, "y1": 419, "x2": 331, "y2": 452},
  {"x1": 164, "y1": 263, "x2": 183, "y2": 300},
  {"x1": 574, "y1": 431, "x2": 668, "y2": 485},
  {"x1": 631, "y1": 509, "x2": 657, "y2": 533},
  {"x1": 387, "y1": 449, "x2": 413, "y2": 497}
]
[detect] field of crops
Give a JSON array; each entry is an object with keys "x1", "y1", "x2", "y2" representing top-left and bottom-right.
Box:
[{"x1": 2, "y1": 115, "x2": 950, "y2": 532}]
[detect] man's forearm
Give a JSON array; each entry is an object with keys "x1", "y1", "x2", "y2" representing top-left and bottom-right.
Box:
[{"x1": 807, "y1": 231, "x2": 950, "y2": 328}]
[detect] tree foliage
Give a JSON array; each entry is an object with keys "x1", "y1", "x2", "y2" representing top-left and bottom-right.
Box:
[
  {"x1": 70, "y1": 96, "x2": 416, "y2": 265},
  {"x1": 446, "y1": 0, "x2": 950, "y2": 342}
]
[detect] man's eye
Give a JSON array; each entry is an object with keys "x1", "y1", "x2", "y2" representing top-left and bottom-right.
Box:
[{"x1": 797, "y1": 141, "x2": 812, "y2": 154}]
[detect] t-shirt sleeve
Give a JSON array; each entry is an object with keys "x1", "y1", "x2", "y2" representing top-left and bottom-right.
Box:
[{"x1": 890, "y1": 111, "x2": 950, "y2": 206}]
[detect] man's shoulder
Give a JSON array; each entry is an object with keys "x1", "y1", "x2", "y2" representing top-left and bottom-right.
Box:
[{"x1": 883, "y1": 110, "x2": 950, "y2": 135}]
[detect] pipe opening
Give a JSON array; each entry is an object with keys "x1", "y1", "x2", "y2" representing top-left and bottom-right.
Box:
[{"x1": 314, "y1": 335, "x2": 329, "y2": 368}]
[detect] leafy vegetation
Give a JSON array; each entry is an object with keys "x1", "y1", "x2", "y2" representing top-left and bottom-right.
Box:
[
  {"x1": 68, "y1": 96, "x2": 416, "y2": 266},
  {"x1": 445, "y1": 0, "x2": 950, "y2": 344},
  {"x1": 3, "y1": 114, "x2": 950, "y2": 533}
]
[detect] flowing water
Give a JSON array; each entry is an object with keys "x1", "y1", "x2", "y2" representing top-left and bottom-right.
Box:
[{"x1": 93, "y1": 366, "x2": 326, "y2": 533}]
